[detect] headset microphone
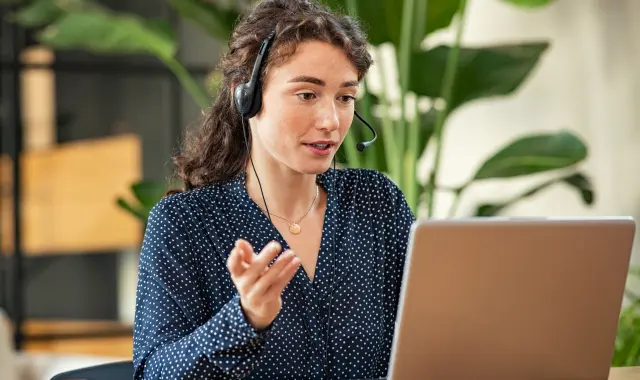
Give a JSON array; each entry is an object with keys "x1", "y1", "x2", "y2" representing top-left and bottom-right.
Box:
[{"x1": 354, "y1": 110, "x2": 377, "y2": 152}]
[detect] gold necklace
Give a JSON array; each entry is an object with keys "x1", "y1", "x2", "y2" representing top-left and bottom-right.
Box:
[{"x1": 260, "y1": 184, "x2": 319, "y2": 235}]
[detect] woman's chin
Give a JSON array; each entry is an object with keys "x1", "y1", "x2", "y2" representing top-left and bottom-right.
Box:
[{"x1": 294, "y1": 159, "x2": 335, "y2": 175}]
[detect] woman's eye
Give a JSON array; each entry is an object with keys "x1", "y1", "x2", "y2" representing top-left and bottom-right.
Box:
[
  {"x1": 297, "y1": 92, "x2": 316, "y2": 101},
  {"x1": 340, "y1": 95, "x2": 356, "y2": 103}
]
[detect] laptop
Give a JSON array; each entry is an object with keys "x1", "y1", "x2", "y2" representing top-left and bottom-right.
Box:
[{"x1": 388, "y1": 217, "x2": 636, "y2": 380}]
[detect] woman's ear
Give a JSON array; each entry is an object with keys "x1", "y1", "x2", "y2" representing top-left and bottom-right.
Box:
[{"x1": 230, "y1": 81, "x2": 238, "y2": 102}]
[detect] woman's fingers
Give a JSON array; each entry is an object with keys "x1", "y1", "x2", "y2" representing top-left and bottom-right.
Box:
[
  {"x1": 244, "y1": 241, "x2": 282, "y2": 283},
  {"x1": 229, "y1": 240, "x2": 299, "y2": 302},
  {"x1": 234, "y1": 240, "x2": 255, "y2": 272},
  {"x1": 235, "y1": 239, "x2": 255, "y2": 265},
  {"x1": 228, "y1": 240, "x2": 253, "y2": 273},
  {"x1": 227, "y1": 248, "x2": 246, "y2": 279},
  {"x1": 252, "y1": 250, "x2": 298, "y2": 296},
  {"x1": 265, "y1": 257, "x2": 301, "y2": 299}
]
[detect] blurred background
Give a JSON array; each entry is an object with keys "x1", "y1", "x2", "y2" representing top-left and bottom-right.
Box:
[{"x1": 0, "y1": 0, "x2": 639, "y2": 378}]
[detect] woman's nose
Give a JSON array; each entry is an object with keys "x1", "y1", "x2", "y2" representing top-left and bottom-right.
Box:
[{"x1": 316, "y1": 102, "x2": 339, "y2": 132}]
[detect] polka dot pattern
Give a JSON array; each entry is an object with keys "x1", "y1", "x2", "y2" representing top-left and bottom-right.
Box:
[{"x1": 132, "y1": 168, "x2": 415, "y2": 379}]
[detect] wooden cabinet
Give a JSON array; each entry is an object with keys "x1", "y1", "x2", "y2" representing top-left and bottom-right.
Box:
[{"x1": 1, "y1": 134, "x2": 143, "y2": 256}]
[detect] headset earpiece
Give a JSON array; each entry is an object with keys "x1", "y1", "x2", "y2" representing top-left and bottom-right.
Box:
[
  {"x1": 233, "y1": 82, "x2": 257, "y2": 119},
  {"x1": 234, "y1": 31, "x2": 276, "y2": 119}
]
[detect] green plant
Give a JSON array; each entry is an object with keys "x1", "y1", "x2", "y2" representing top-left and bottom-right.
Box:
[
  {"x1": 325, "y1": 0, "x2": 592, "y2": 218},
  {"x1": 613, "y1": 266, "x2": 640, "y2": 367},
  {"x1": 1, "y1": 0, "x2": 242, "y2": 109},
  {"x1": 115, "y1": 180, "x2": 173, "y2": 224}
]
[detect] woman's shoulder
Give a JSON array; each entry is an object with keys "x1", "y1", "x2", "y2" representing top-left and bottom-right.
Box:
[
  {"x1": 147, "y1": 180, "x2": 234, "y2": 225},
  {"x1": 333, "y1": 167, "x2": 404, "y2": 198},
  {"x1": 328, "y1": 168, "x2": 412, "y2": 217},
  {"x1": 141, "y1": 183, "x2": 231, "y2": 260},
  {"x1": 335, "y1": 167, "x2": 386, "y2": 181}
]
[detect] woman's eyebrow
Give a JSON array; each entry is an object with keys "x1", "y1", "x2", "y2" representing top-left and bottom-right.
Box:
[{"x1": 287, "y1": 75, "x2": 359, "y2": 87}]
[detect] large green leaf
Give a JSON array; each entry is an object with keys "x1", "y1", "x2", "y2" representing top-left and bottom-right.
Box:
[
  {"x1": 116, "y1": 197, "x2": 148, "y2": 223},
  {"x1": 471, "y1": 130, "x2": 587, "y2": 180},
  {"x1": 37, "y1": 10, "x2": 176, "y2": 59},
  {"x1": 409, "y1": 42, "x2": 549, "y2": 113},
  {"x1": 9, "y1": 0, "x2": 64, "y2": 27},
  {"x1": 473, "y1": 172, "x2": 594, "y2": 217},
  {"x1": 51, "y1": 0, "x2": 107, "y2": 12},
  {"x1": 116, "y1": 179, "x2": 172, "y2": 224},
  {"x1": 15, "y1": 1, "x2": 211, "y2": 108},
  {"x1": 8, "y1": 0, "x2": 107, "y2": 27},
  {"x1": 131, "y1": 180, "x2": 168, "y2": 212},
  {"x1": 562, "y1": 171, "x2": 594, "y2": 204},
  {"x1": 500, "y1": 0, "x2": 556, "y2": 8},
  {"x1": 324, "y1": 0, "x2": 460, "y2": 47},
  {"x1": 168, "y1": 0, "x2": 240, "y2": 41}
]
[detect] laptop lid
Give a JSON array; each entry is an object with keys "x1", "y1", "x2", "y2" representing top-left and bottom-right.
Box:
[{"x1": 388, "y1": 217, "x2": 636, "y2": 380}]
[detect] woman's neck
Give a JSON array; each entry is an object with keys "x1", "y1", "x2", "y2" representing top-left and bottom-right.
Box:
[{"x1": 244, "y1": 158, "x2": 321, "y2": 222}]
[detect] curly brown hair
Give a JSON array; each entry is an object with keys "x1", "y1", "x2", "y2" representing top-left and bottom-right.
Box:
[{"x1": 171, "y1": 0, "x2": 373, "y2": 190}]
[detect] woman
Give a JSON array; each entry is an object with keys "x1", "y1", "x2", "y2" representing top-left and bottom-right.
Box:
[{"x1": 132, "y1": 0, "x2": 415, "y2": 379}]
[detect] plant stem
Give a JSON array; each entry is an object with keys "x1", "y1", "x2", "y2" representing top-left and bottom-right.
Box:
[
  {"x1": 376, "y1": 49, "x2": 400, "y2": 184},
  {"x1": 341, "y1": 0, "x2": 361, "y2": 168},
  {"x1": 360, "y1": 83, "x2": 377, "y2": 169},
  {"x1": 398, "y1": 0, "x2": 416, "y2": 100},
  {"x1": 398, "y1": 0, "x2": 415, "y2": 191},
  {"x1": 426, "y1": 0, "x2": 468, "y2": 218},
  {"x1": 447, "y1": 186, "x2": 466, "y2": 218},
  {"x1": 407, "y1": 0, "x2": 428, "y2": 212},
  {"x1": 162, "y1": 56, "x2": 210, "y2": 109},
  {"x1": 412, "y1": 0, "x2": 428, "y2": 49},
  {"x1": 405, "y1": 100, "x2": 420, "y2": 213},
  {"x1": 346, "y1": 0, "x2": 357, "y2": 14},
  {"x1": 342, "y1": 126, "x2": 361, "y2": 168}
]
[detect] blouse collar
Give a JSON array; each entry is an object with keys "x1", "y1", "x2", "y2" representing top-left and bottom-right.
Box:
[
  {"x1": 227, "y1": 167, "x2": 337, "y2": 200},
  {"x1": 223, "y1": 167, "x2": 343, "y2": 293}
]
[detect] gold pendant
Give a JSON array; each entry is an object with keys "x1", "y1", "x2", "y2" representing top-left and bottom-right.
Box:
[{"x1": 289, "y1": 223, "x2": 301, "y2": 235}]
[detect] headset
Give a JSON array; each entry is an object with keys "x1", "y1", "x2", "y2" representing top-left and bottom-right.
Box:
[
  {"x1": 233, "y1": 29, "x2": 377, "y2": 379},
  {"x1": 234, "y1": 30, "x2": 377, "y2": 150}
]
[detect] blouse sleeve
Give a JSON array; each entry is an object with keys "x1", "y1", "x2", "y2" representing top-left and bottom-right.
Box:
[
  {"x1": 376, "y1": 172, "x2": 416, "y2": 374},
  {"x1": 132, "y1": 196, "x2": 270, "y2": 379},
  {"x1": 380, "y1": 173, "x2": 416, "y2": 258}
]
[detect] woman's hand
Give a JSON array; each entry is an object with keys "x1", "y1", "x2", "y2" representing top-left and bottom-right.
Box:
[{"x1": 227, "y1": 239, "x2": 300, "y2": 331}]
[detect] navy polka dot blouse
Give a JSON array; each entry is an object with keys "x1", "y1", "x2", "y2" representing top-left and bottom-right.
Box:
[{"x1": 132, "y1": 168, "x2": 415, "y2": 379}]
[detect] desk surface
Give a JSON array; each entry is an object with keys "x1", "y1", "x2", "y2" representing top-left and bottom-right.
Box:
[{"x1": 610, "y1": 366, "x2": 640, "y2": 380}]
